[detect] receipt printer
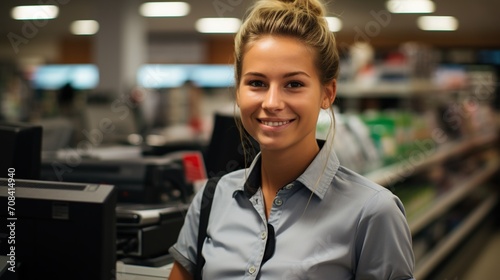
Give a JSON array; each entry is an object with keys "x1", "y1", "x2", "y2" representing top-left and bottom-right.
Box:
[{"x1": 115, "y1": 202, "x2": 189, "y2": 260}]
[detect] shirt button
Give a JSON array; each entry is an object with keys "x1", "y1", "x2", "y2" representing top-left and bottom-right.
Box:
[
  {"x1": 284, "y1": 183, "x2": 293, "y2": 190},
  {"x1": 248, "y1": 265, "x2": 257, "y2": 274},
  {"x1": 260, "y1": 231, "x2": 267, "y2": 240},
  {"x1": 273, "y1": 197, "x2": 283, "y2": 206}
]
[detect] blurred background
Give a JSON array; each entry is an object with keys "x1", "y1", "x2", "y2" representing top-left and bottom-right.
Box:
[{"x1": 0, "y1": 0, "x2": 499, "y2": 279}]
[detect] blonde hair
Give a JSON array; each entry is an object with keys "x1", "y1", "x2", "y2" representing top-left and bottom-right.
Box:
[
  {"x1": 234, "y1": 0, "x2": 340, "y2": 86},
  {"x1": 233, "y1": 0, "x2": 339, "y2": 173}
]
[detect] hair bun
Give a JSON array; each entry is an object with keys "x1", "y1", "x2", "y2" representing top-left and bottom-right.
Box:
[{"x1": 279, "y1": 0, "x2": 326, "y2": 17}]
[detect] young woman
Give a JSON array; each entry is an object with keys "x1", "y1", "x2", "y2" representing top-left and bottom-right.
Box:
[{"x1": 169, "y1": 0, "x2": 415, "y2": 279}]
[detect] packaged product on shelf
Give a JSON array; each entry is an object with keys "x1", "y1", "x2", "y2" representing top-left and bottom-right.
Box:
[
  {"x1": 317, "y1": 108, "x2": 382, "y2": 173},
  {"x1": 360, "y1": 110, "x2": 397, "y2": 164}
]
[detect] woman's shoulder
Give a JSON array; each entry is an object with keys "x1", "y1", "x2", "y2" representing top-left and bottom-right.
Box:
[
  {"x1": 334, "y1": 165, "x2": 403, "y2": 212},
  {"x1": 336, "y1": 165, "x2": 389, "y2": 193}
]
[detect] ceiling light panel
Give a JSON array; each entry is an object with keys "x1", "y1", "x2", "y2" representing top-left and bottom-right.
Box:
[
  {"x1": 70, "y1": 20, "x2": 100, "y2": 35},
  {"x1": 11, "y1": 5, "x2": 59, "y2": 20},
  {"x1": 195, "y1": 18, "x2": 242, "y2": 33},
  {"x1": 325, "y1": 17, "x2": 342, "y2": 32},
  {"x1": 139, "y1": 2, "x2": 190, "y2": 17},
  {"x1": 417, "y1": 16, "x2": 459, "y2": 31},
  {"x1": 386, "y1": 0, "x2": 435, "y2": 14}
]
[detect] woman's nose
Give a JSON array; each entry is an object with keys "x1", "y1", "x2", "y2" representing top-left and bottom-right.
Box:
[{"x1": 262, "y1": 85, "x2": 284, "y2": 111}]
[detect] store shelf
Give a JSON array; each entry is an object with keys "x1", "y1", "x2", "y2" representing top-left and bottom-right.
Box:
[
  {"x1": 414, "y1": 194, "x2": 498, "y2": 280},
  {"x1": 336, "y1": 75, "x2": 499, "y2": 279},
  {"x1": 364, "y1": 133, "x2": 498, "y2": 187},
  {"x1": 408, "y1": 159, "x2": 499, "y2": 234},
  {"x1": 337, "y1": 79, "x2": 442, "y2": 98}
]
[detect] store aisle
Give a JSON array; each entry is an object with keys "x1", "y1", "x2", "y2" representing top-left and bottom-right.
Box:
[{"x1": 461, "y1": 230, "x2": 500, "y2": 280}]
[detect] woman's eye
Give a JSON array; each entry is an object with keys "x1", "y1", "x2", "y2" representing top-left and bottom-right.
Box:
[
  {"x1": 286, "y1": 81, "x2": 303, "y2": 88},
  {"x1": 248, "y1": 80, "x2": 265, "y2": 87}
]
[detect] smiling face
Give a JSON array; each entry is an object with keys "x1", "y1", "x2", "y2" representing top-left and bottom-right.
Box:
[{"x1": 237, "y1": 35, "x2": 334, "y2": 153}]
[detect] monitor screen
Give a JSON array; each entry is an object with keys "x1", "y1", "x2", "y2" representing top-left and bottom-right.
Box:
[
  {"x1": 137, "y1": 64, "x2": 234, "y2": 88},
  {"x1": 0, "y1": 122, "x2": 42, "y2": 180},
  {"x1": 204, "y1": 113, "x2": 259, "y2": 178},
  {"x1": 0, "y1": 178, "x2": 116, "y2": 279},
  {"x1": 32, "y1": 64, "x2": 99, "y2": 90}
]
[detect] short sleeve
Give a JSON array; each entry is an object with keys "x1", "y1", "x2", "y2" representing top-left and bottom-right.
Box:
[
  {"x1": 168, "y1": 185, "x2": 205, "y2": 274},
  {"x1": 354, "y1": 190, "x2": 416, "y2": 280}
]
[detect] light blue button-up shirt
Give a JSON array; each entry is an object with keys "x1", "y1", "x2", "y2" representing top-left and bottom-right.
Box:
[{"x1": 169, "y1": 140, "x2": 415, "y2": 279}]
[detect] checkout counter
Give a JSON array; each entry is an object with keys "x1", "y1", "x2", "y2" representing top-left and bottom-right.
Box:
[
  {"x1": 35, "y1": 112, "x2": 256, "y2": 279},
  {"x1": 116, "y1": 262, "x2": 173, "y2": 279},
  {"x1": 25, "y1": 107, "x2": 256, "y2": 280}
]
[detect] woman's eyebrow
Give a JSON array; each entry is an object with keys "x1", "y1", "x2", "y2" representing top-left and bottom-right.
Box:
[
  {"x1": 243, "y1": 71, "x2": 266, "y2": 78},
  {"x1": 283, "y1": 71, "x2": 310, "y2": 78},
  {"x1": 242, "y1": 71, "x2": 310, "y2": 78}
]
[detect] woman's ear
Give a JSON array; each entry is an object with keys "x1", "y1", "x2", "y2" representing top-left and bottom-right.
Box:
[{"x1": 322, "y1": 79, "x2": 337, "y2": 109}]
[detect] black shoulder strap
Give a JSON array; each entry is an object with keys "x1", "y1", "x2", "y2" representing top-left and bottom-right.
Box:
[{"x1": 194, "y1": 176, "x2": 220, "y2": 280}]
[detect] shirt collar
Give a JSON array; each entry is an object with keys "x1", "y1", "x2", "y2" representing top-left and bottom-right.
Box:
[
  {"x1": 296, "y1": 139, "x2": 339, "y2": 199},
  {"x1": 235, "y1": 138, "x2": 340, "y2": 200}
]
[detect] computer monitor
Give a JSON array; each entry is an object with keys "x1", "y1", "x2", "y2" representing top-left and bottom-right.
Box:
[
  {"x1": 0, "y1": 122, "x2": 42, "y2": 179},
  {"x1": 0, "y1": 178, "x2": 116, "y2": 279},
  {"x1": 204, "y1": 113, "x2": 259, "y2": 177}
]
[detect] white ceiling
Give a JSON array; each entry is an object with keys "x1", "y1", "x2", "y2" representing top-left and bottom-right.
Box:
[{"x1": 0, "y1": 0, "x2": 499, "y2": 50}]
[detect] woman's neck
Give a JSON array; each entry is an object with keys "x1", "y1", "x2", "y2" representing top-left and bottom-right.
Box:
[{"x1": 260, "y1": 140, "x2": 320, "y2": 194}]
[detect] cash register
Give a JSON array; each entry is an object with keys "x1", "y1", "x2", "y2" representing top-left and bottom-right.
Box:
[{"x1": 40, "y1": 146, "x2": 206, "y2": 271}]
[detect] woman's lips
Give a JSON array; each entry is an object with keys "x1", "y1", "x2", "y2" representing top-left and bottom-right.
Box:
[
  {"x1": 260, "y1": 120, "x2": 291, "y2": 127},
  {"x1": 258, "y1": 119, "x2": 295, "y2": 130}
]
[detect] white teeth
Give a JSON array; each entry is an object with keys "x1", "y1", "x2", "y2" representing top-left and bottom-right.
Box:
[{"x1": 262, "y1": 121, "x2": 290, "y2": 127}]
